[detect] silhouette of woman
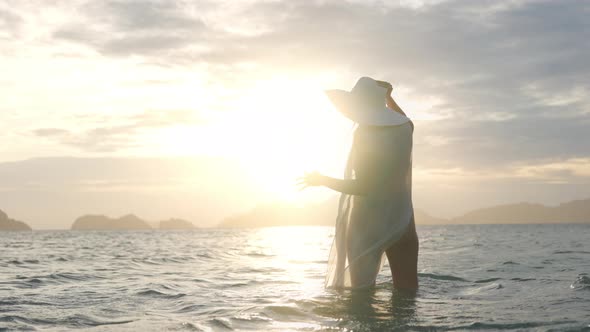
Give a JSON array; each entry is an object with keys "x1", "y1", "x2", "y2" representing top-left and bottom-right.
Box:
[{"x1": 299, "y1": 77, "x2": 418, "y2": 290}]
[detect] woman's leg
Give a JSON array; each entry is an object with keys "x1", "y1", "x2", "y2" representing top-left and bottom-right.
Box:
[{"x1": 385, "y1": 216, "x2": 419, "y2": 290}]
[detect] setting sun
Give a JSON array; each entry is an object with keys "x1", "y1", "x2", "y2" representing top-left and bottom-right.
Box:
[{"x1": 151, "y1": 76, "x2": 355, "y2": 202}]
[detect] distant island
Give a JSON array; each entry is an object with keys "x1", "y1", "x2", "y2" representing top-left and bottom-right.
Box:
[
  {"x1": 71, "y1": 214, "x2": 196, "y2": 230},
  {"x1": 0, "y1": 209, "x2": 32, "y2": 231},
  {"x1": 220, "y1": 198, "x2": 590, "y2": 228},
  {"x1": 72, "y1": 214, "x2": 152, "y2": 230},
  {"x1": 451, "y1": 199, "x2": 590, "y2": 224},
  {"x1": 159, "y1": 218, "x2": 195, "y2": 229}
]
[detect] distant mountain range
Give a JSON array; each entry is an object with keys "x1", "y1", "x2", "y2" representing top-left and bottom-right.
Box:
[
  {"x1": 3, "y1": 198, "x2": 590, "y2": 231},
  {"x1": 220, "y1": 198, "x2": 590, "y2": 227},
  {"x1": 71, "y1": 214, "x2": 195, "y2": 230},
  {"x1": 0, "y1": 209, "x2": 32, "y2": 231},
  {"x1": 159, "y1": 218, "x2": 196, "y2": 230},
  {"x1": 450, "y1": 199, "x2": 590, "y2": 224}
]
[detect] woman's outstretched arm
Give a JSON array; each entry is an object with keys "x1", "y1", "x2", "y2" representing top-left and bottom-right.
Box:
[{"x1": 297, "y1": 172, "x2": 371, "y2": 195}]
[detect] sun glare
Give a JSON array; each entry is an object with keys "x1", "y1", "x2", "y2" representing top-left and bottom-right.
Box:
[
  {"x1": 153, "y1": 77, "x2": 354, "y2": 204},
  {"x1": 151, "y1": 75, "x2": 445, "y2": 206},
  {"x1": 230, "y1": 78, "x2": 353, "y2": 203}
]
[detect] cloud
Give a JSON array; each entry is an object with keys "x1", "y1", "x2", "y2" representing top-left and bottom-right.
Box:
[
  {"x1": 53, "y1": 0, "x2": 209, "y2": 56},
  {"x1": 414, "y1": 109, "x2": 590, "y2": 170},
  {"x1": 0, "y1": 7, "x2": 22, "y2": 36},
  {"x1": 33, "y1": 110, "x2": 203, "y2": 153},
  {"x1": 416, "y1": 157, "x2": 590, "y2": 184},
  {"x1": 46, "y1": 0, "x2": 590, "y2": 98},
  {"x1": 129, "y1": 109, "x2": 200, "y2": 127},
  {"x1": 32, "y1": 128, "x2": 71, "y2": 137},
  {"x1": 3, "y1": 0, "x2": 589, "y2": 206},
  {"x1": 514, "y1": 158, "x2": 590, "y2": 181}
]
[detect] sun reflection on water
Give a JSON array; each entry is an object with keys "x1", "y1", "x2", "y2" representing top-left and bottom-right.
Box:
[
  {"x1": 245, "y1": 226, "x2": 332, "y2": 292},
  {"x1": 235, "y1": 226, "x2": 420, "y2": 330}
]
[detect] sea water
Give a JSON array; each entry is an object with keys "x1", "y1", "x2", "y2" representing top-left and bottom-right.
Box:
[{"x1": 1, "y1": 224, "x2": 589, "y2": 331}]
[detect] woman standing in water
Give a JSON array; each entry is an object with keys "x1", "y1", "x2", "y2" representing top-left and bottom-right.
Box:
[{"x1": 299, "y1": 77, "x2": 418, "y2": 290}]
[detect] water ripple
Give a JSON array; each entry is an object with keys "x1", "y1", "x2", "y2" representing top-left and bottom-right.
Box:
[
  {"x1": 136, "y1": 289, "x2": 187, "y2": 299},
  {"x1": 0, "y1": 225, "x2": 589, "y2": 331}
]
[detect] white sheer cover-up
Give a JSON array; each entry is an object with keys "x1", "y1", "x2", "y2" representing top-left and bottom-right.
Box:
[{"x1": 325, "y1": 121, "x2": 414, "y2": 289}]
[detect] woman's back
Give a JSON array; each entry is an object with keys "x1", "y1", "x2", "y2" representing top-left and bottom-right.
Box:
[
  {"x1": 352, "y1": 122, "x2": 413, "y2": 196},
  {"x1": 326, "y1": 121, "x2": 414, "y2": 289}
]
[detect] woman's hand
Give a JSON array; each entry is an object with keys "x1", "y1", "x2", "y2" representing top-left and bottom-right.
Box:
[
  {"x1": 297, "y1": 171, "x2": 325, "y2": 189},
  {"x1": 377, "y1": 80, "x2": 406, "y2": 115},
  {"x1": 376, "y1": 80, "x2": 393, "y2": 96}
]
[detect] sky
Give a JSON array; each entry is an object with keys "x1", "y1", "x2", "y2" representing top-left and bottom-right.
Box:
[{"x1": 1, "y1": 0, "x2": 589, "y2": 229}]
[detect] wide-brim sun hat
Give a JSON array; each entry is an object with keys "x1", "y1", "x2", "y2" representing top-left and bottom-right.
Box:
[{"x1": 325, "y1": 76, "x2": 410, "y2": 126}]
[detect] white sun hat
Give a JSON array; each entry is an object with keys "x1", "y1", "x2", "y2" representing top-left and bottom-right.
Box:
[{"x1": 325, "y1": 76, "x2": 410, "y2": 126}]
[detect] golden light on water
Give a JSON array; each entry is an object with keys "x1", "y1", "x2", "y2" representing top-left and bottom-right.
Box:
[{"x1": 250, "y1": 226, "x2": 332, "y2": 289}]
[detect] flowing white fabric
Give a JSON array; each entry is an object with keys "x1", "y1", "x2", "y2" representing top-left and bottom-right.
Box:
[{"x1": 325, "y1": 121, "x2": 414, "y2": 289}]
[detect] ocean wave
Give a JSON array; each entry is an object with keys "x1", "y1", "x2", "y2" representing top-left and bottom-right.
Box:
[
  {"x1": 234, "y1": 267, "x2": 284, "y2": 274},
  {"x1": 231, "y1": 313, "x2": 272, "y2": 323},
  {"x1": 196, "y1": 252, "x2": 215, "y2": 259},
  {"x1": 510, "y1": 277, "x2": 535, "y2": 282},
  {"x1": 451, "y1": 321, "x2": 552, "y2": 330},
  {"x1": 418, "y1": 273, "x2": 469, "y2": 282},
  {"x1": 12, "y1": 273, "x2": 100, "y2": 288},
  {"x1": 502, "y1": 261, "x2": 519, "y2": 265},
  {"x1": 262, "y1": 305, "x2": 310, "y2": 319},
  {"x1": 175, "y1": 321, "x2": 209, "y2": 331},
  {"x1": 0, "y1": 315, "x2": 54, "y2": 326},
  {"x1": 7, "y1": 259, "x2": 39, "y2": 265},
  {"x1": 60, "y1": 314, "x2": 135, "y2": 328},
  {"x1": 461, "y1": 282, "x2": 504, "y2": 296},
  {"x1": 131, "y1": 258, "x2": 160, "y2": 265},
  {"x1": 175, "y1": 304, "x2": 207, "y2": 313},
  {"x1": 207, "y1": 317, "x2": 233, "y2": 330},
  {"x1": 245, "y1": 252, "x2": 275, "y2": 257},
  {"x1": 136, "y1": 289, "x2": 186, "y2": 299},
  {"x1": 0, "y1": 314, "x2": 133, "y2": 328},
  {"x1": 570, "y1": 274, "x2": 590, "y2": 291},
  {"x1": 49, "y1": 272, "x2": 99, "y2": 281},
  {"x1": 224, "y1": 280, "x2": 263, "y2": 287},
  {"x1": 553, "y1": 250, "x2": 590, "y2": 255},
  {"x1": 474, "y1": 277, "x2": 502, "y2": 283},
  {"x1": 0, "y1": 299, "x2": 52, "y2": 306}
]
